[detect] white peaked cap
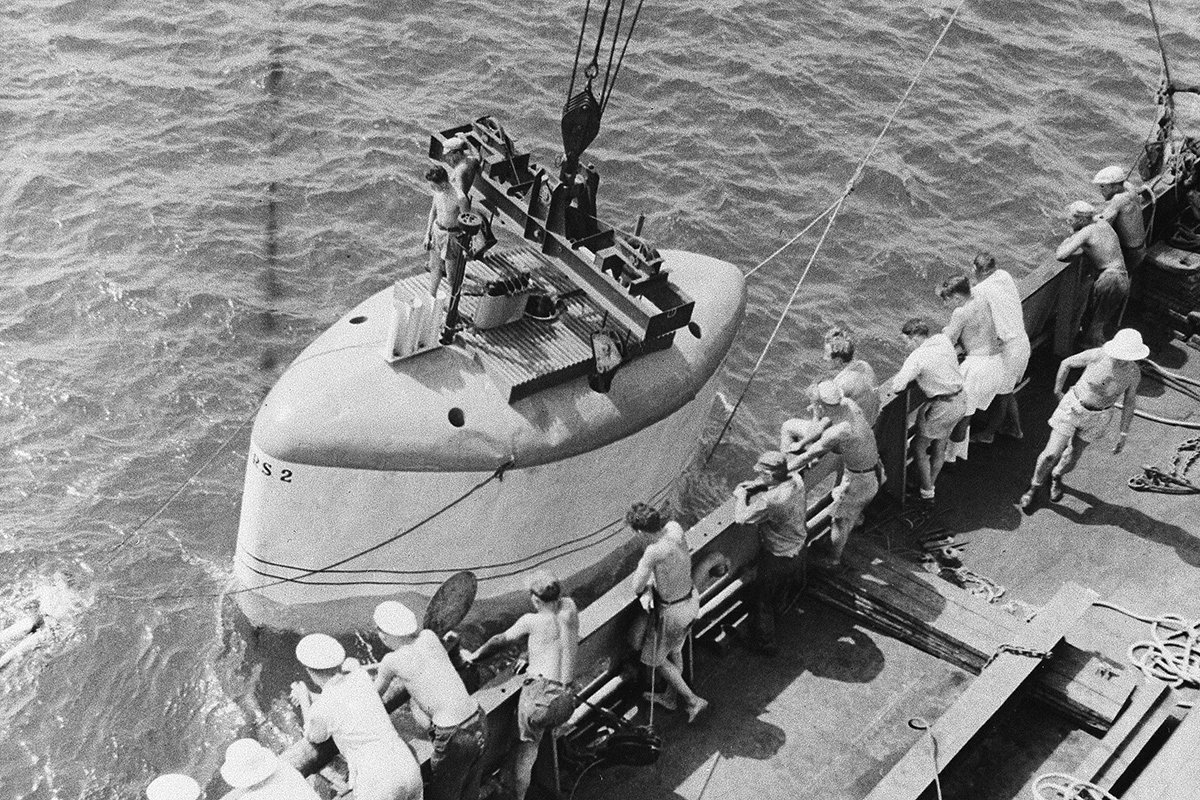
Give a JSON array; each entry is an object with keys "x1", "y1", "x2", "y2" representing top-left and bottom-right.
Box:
[
  {"x1": 220, "y1": 739, "x2": 279, "y2": 789},
  {"x1": 1092, "y1": 165, "x2": 1126, "y2": 185},
  {"x1": 374, "y1": 600, "x2": 419, "y2": 636},
  {"x1": 296, "y1": 633, "x2": 345, "y2": 670},
  {"x1": 1066, "y1": 200, "x2": 1096, "y2": 217},
  {"x1": 146, "y1": 774, "x2": 200, "y2": 800},
  {"x1": 1103, "y1": 328, "x2": 1149, "y2": 361}
]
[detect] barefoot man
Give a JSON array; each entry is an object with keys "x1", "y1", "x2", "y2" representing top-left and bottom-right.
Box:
[
  {"x1": 627, "y1": 502, "x2": 708, "y2": 723},
  {"x1": 464, "y1": 571, "x2": 578, "y2": 800},
  {"x1": 374, "y1": 601, "x2": 486, "y2": 800},
  {"x1": 1019, "y1": 328, "x2": 1147, "y2": 510},
  {"x1": 424, "y1": 165, "x2": 468, "y2": 296}
]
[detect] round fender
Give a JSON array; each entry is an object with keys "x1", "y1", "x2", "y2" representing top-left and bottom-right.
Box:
[{"x1": 691, "y1": 552, "x2": 731, "y2": 594}]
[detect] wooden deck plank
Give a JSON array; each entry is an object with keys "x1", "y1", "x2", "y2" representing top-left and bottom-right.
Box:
[
  {"x1": 1073, "y1": 680, "x2": 1170, "y2": 789},
  {"x1": 1122, "y1": 705, "x2": 1200, "y2": 800},
  {"x1": 864, "y1": 582, "x2": 1097, "y2": 800}
]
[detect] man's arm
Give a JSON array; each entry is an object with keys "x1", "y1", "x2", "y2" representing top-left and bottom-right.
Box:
[
  {"x1": 374, "y1": 653, "x2": 403, "y2": 697},
  {"x1": 792, "y1": 421, "x2": 850, "y2": 469},
  {"x1": 1094, "y1": 195, "x2": 1124, "y2": 224},
  {"x1": 942, "y1": 306, "x2": 966, "y2": 346},
  {"x1": 1114, "y1": 370, "x2": 1141, "y2": 454},
  {"x1": 883, "y1": 350, "x2": 922, "y2": 399},
  {"x1": 631, "y1": 545, "x2": 659, "y2": 596},
  {"x1": 426, "y1": 199, "x2": 436, "y2": 248},
  {"x1": 1054, "y1": 349, "x2": 1100, "y2": 397},
  {"x1": 1055, "y1": 228, "x2": 1091, "y2": 262},
  {"x1": 558, "y1": 599, "x2": 580, "y2": 685},
  {"x1": 463, "y1": 615, "x2": 531, "y2": 662},
  {"x1": 733, "y1": 481, "x2": 771, "y2": 524}
]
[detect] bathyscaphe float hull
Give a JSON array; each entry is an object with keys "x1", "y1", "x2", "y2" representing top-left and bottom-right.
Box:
[{"x1": 233, "y1": 250, "x2": 745, "y2": 631}]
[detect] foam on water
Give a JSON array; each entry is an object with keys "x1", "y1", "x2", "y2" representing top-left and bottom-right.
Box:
[{"x1": 2, "y1": 0, "x2": 1199, "y2": 795}]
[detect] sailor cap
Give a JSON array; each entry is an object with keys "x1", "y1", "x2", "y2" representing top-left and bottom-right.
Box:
[
  {"x1": 295, "y1": 633, "x2": 345, "y2": 670},
  {"x1": 374, "y1": 600, "x2": 419, "y2": 637},
  {"x1": 145, "y1": 774, "x2": 200, "y2": 800},
  {"x1": 1092, "y1": 165, "x2": 1126, "y2": 185}
]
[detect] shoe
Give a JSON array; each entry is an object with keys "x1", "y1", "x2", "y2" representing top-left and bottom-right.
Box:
[
  {"x1": 1049, "y1": 476, "x2": 1064, "y2": 502},
  {"x1": 642, "y1": 691, "x2": 678, "y2": 712},
  {"x1": 1018, "y1": 486, "x2": 1038, "y2": 513},
  {"x1": 686, "y1": 698, "x2": 709, "y2": 724}
]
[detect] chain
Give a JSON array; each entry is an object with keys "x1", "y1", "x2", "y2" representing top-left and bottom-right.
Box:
[{"x1": 984, "y1": 643, "x2": 1052, "y2": 669}]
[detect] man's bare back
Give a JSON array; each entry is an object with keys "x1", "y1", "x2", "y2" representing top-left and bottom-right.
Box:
[
  {"x1": 523, "y1": 599, "x2": 579, "y2": 681},
  {"x1": 377, "y1": 629, "x2": 477, "y2": 728},
  {"x1": 1056, "y1": 219, "x2": 1125, "y2": 273}
]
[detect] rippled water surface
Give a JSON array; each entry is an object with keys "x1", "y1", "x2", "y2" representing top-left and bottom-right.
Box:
[{"x1": 2, "y1": 0, "x2": 1198, "y2": 796}]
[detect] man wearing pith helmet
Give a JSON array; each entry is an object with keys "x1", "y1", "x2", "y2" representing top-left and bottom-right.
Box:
[
  {"x1": 373, "y1": 601, "x2": 486, "y2": 800},
  {"x1": 291, "y1": 633, "x2": 422, "y2": 800},
  {"x1": 1092, "y1": 164, "x2": 1147, "y2": 274}
]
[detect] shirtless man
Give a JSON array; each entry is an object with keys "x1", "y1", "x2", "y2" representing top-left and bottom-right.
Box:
[
  {"x1": 627, "y1": 503, "x2": 708, "y2": 722},
  {"x1": 1092, "y1": 165, "x2": 1146, "y2": 274},
  {"x1": 424, "y1": 165, "x2": 468, "y2": 296},
  {"x1": 442, "y1": 135, "x2": 481, "y2": 206},
  {"x1": 784, "y1": 382, "x2": 881, "y2": 568},
  {"x1": 464, "y1": 571, "x2": 578, "y2": 800},
  {"x1": 823, "y1": 326, "x2": 880, "y2": 426},
  {"x1": 374, "y1": 601, "x2": 485, "y2": 800},
  {"x1": 291, "y1": 634, "x2": 422, "y2": 800},
  {"x1": 939, "y1": 274, "x2": 1005, "y2": 420},
  {"x1": 1019, "y1": 328, "x2": 1147, "y2": 511},
  {"x1": 1056, "y1": 200, "x2": 1129, "y2": 349}
]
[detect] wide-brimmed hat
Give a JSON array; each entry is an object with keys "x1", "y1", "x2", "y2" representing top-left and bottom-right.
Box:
[
  {"x1": 1092, "y1": 165, "x2": 1126, "y2": 185},
  {"x1": 145, "y1": 774, "x2": 200, "y2": 800},
  {"x1": 220, "y1": 739, "x2": 279, "y2": 789},
  {"x1": 296, "y1": 633, "x2": 345, "y2": 670},
  {"x1": 1103, "y1": 328, "x2": 1149, "y2": 361},
  {"x1": 374, "y1": 600, "x2": 419, "y2": 637}
]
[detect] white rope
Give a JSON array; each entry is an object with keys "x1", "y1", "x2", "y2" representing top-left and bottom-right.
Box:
[
  {"x1": 1030, "y1": 772, "x2": 1119, "y2": 800},
  {"x1": 1093, "y1": 600, "x2": 1200, "y2": 701},
  {"x1": 743, "y1": 197, "x2": 842, "y2": 278},
  {"x1": 705, "y1": 0, "x2": 967, "y2": 459}
]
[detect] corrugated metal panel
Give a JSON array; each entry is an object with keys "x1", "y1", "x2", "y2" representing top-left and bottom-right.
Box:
[{"x1": 391, "y1": 248, "x2": 631, "y2": 402}]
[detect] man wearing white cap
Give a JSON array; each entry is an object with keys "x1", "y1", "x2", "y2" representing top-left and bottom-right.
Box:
[
  {"x1": 145, "y1": 773, "x2": 200, "y2": 800},
  {"x1": 785, "y1": 381, "x2": 882, "y2": 569},
  {"x1": 291, "y1": 634, "x2": 422, "y2": 800},
  {"x1": 1019, "y1": 328, "x2": 1146, "y2": 511},
  {"x1": 1056, "y1": 200, "x2": 1129, "y2": 349},
  {"x1": 463, "y1": 571, "x2": 579, "y2": 800},
  {"x1": 1092, "y1": 165, "x2": 1146, "y2": 274},
  {"x1": 373, "y1": 601, "x2": 485, "y2": 800},
  {"x1": 733, "y1": 449, "x2": 808, "y2": 654},
  {"x1": 219, "y1": 738, "x2": 320, "y2": 800}
]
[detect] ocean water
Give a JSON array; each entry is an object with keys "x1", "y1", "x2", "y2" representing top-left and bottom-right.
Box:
[{"x1": 1, "y1": 0, "x2": 1197, "y2": 796}]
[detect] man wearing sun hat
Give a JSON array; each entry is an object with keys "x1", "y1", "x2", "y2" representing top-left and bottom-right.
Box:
[
  {"x1": 441, "y1": 134, "x2": 481, "y2": 207},
  {"x1": 463, "y1": 571, "x2": 579, "y2": 800},
  {"x1": 373, "y1": 601, "x2": 485, "y2": 800},
  {"x1": 145, "y1": 773, "x2": 200, "y2": 800},
  {"x1": 290, "y1": 634, "x2": 422, "y2": 800},
  {"x1": 733, "y1": 449, "x2": 808, "y2": 654},
  {"x1": 1056, "y1": 199, "x2": 1129, "y2": 349},
  {"x1": 1092, "y1": 165, "x2": 1147, "y2": 274},
  {"x1": 1019, "y1": 328, "x2": 1146, "y2": 511},
  {"x1": 219, "y1": 738, "x2": 320, "y2": 800}
]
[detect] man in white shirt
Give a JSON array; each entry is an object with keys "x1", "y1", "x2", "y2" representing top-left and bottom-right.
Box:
[
  {"x1": 373, "y1": 601, "x2": 486, "y2": 800},
  {"x1": 290, "y1": 634, "x2": 423, "y2": 800},
  {"x1": 879, "y1": 318, "x2": 968, "y2": 505},
  {"x1": 970, "y1": 252, "x2": 1031, "y2": 443},
  {"x1": 219, "y1": 738, "x2": 321, "y2": 800}
]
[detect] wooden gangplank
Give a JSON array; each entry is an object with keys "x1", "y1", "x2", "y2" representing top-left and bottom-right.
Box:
[
  {"x1": 864, "y1": 582, "x2": 1098, "y2": 800},
  {"x1": 810, "y1": 537, "x2": 1135, "y2": 732},
  {"x1": 1070, "y1": 680, "x2": 1174, "y2": 793}
]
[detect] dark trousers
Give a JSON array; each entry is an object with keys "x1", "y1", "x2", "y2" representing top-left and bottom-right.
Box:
[
  {"x1": 428, "y1": 707, "x2": 488, "y2": 800},
  {"x1": 751, "y1": 550, "x2": 807, "y2": 648}
]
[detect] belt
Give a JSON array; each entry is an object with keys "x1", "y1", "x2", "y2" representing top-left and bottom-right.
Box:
[
  {"x1": 847, "y1": 462, "x2": 879, "y2": 474},
  {"x1": 522, "y1": 676, "x2": 566, "y2": 687},
  {"x1": 435, "y1": 223, "x2": 463, "y2": 232},
  {"x1": 1072, "y1": 388, "x2": 1113, "y2": 413},
  {"x1": 654, "y1": 589, "x2": 695, "y2": 607},
  {"x1": 430, "y1": 704, "x2": 483, "y2": 734},
  {"x1": 928, "y1": 389, "x2": 963, "y2": 401}
]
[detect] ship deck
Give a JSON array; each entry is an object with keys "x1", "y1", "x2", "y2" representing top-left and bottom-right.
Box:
[{"x1": 571, "y1": 338, "x2": 1200, "y2": 800}]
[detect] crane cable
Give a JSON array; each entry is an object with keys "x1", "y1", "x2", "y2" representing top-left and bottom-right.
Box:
[{"x1": 705, "y1": 0, "x2": 969, "y2": 462}]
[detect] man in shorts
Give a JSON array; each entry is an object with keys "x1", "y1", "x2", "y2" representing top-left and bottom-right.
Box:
[
  {"x1": 733, "y1": 450, "x2": 807, "y2": 654},
  {"x1": 1056, "y1": 200, "x2": 1129, "y2": 349},
  {"x1": 1092, "y1": 165, "x2": 1146, "y2": 274},
  {"x1": 1019, "y1": 328, "x2": 1146, "y2": 511},
  {"x1": 785, "y1": 381, "x2": 882, "y2": 568},
  {"x1": 464, "y1": 571, "x2": 579, "y2": 800},
  {"x1": 879, "y1": 318, "x2": 968, "y2": 506},
  {"x1": 424, "y1": 164, "x2": 469, "y2": 296},
  {"x1": 627, "y1": 503, "x2": 708, "y2": 722}
]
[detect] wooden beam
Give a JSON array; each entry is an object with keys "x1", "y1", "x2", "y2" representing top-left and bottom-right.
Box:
[
  {"x1": 1072, "y1": 680, "x2": 1171, "y2": 792},
  {"x1": 864, "y1": 582, "x2": 1097, "y2": 800}
]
